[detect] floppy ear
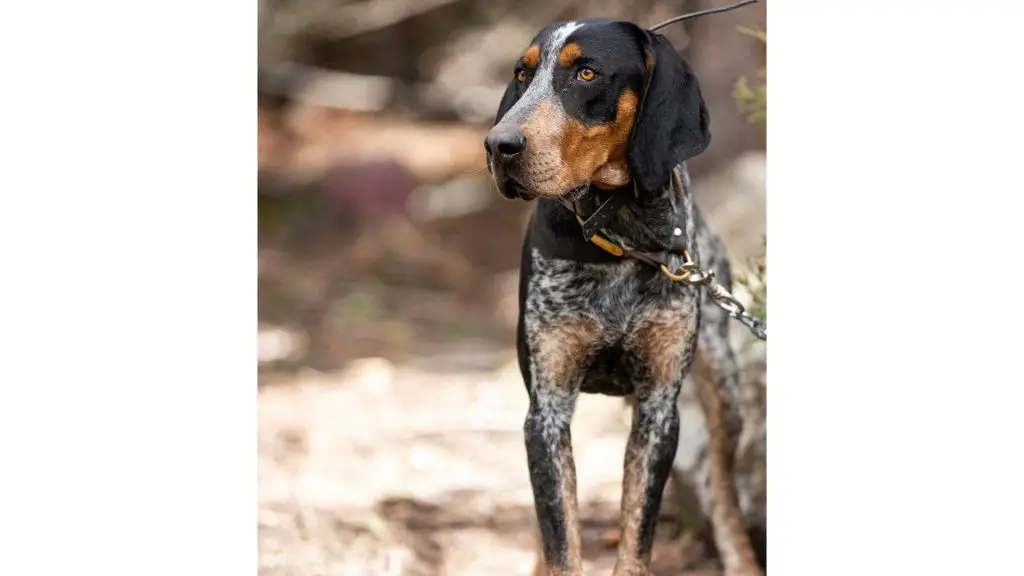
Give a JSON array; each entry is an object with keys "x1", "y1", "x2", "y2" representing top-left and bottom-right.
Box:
[
  {"x1": 493, "y1": 81, "x2": 519, "y2": 126},
  {"x1": 627, "y1": 30, "x2": 711, "y2": 193}
]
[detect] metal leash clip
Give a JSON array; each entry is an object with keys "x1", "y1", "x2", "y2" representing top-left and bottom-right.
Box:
[
  {"x1": 705, "y1": 277, "x2": 767, "y2": 340},
  {"x1": 660, "y1": 252, "x2": 767, "y2": 341},
  {"x1": 659, "y1": 250, "x2": 710, "y2": 284}
]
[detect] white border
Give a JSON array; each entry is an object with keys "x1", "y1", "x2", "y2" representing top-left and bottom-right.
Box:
[
  {"x1": 771, "y1": 1, "x2": 1024, "y2": 574},
  {"x1": 0, "y1": 0, "x2": 255, "y2": 574},
  {"x1": 2, "y1": 1, "x2": 1023, "y2": 574}
]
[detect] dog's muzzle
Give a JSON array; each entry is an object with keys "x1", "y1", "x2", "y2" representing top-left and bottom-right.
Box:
[
  {"x1": 484, "y1": 125, "x2": 526, "y2": 167},
  {"x1": 485, "y1": 125, "x2": 530, "y2": 200}
]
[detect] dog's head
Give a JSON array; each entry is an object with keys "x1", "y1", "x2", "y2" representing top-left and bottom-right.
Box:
[{"x1": 485, "y1": 19, "x2": 710, "y2": 201}]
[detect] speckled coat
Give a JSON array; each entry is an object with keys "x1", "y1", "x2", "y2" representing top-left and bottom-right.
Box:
[{"x1": 517, "y1": 163, "x2": 764, "y2": 573}]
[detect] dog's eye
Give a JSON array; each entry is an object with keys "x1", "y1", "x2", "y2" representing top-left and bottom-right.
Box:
[
  {"x1": 577, "y1": 67, "x2": 597, "y2": 82},
  {"x1": 516, "y1": 69, "x2": 528, "y2": 83}
]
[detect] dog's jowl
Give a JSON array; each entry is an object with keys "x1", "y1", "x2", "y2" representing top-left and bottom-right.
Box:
[{"x1": 487, "y1": 19, "x2": 764, "y2": 576}]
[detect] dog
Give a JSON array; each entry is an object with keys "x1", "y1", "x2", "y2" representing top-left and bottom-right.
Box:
[{"x1": 484, "y1": 19, "x2": 764, "y2": 576}]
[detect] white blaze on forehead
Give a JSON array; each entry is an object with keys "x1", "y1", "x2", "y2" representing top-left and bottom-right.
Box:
[
  {"x1": 544, "y1": 21, "x2": 583, "y2": 64},
  {"x1": 497, "y1": 21, "x2": 583, "y2": 124}
]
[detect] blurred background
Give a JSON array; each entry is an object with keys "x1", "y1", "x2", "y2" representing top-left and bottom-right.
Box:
[{"x1": 258, "y1": 0, "x2": 765, "y2": 574}]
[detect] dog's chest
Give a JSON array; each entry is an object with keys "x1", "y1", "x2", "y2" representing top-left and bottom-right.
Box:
[
  {"x1": 525, "y1": 249, "x2": 699, "y2": 394},
  {"x1": 526, "y1": 249, "x2": 695, "y2": 325}
]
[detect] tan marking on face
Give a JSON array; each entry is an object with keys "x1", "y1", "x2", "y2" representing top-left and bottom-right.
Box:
[
  {"x1": 523, "y1": 44, "x2": 541, "y2": 69},
  {"x1": 517, "y1": 99, "x2": 576, "y2": 196},
  {"x1": 560, "y1": 89, "x2": 638, "y2": 190},
  {"x1": 512, "y1": 83, "x2": 637, "y2": 196},
  {"x1": 558, "y1": 42, "x2": 582, "y2": 67}
]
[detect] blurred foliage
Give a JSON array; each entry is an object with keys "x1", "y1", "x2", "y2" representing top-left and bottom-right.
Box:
[
  {"x1": 733, "y1": 26, "x2": 766, "y2": 126},
  {"x1": 733, "y1": 27, "x2": 766, "y2": 324},
  {"x1": 734, "y1": 237, "x2": 766, "y2": 322}
]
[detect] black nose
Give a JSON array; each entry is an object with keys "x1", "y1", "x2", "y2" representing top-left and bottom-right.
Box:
[{"x1": 485, "y1": 125, "x2": 526, "y2": 164}]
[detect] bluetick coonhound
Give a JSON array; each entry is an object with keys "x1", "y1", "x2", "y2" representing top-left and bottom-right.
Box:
[{"x1": 484, "y1": 19, "x2": 764, "y2": 576}]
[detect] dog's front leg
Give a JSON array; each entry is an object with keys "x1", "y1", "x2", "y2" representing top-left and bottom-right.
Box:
[
  {"x1": 526, "y1": 388, "x2": 581, "y2": 576},
  {"x1": 613, "y1": 386, "x2": 682, "y2": 576},
  {"x1": 613, "y1": 306, "x2": 698, "y2": 576},
  {"x1": 524, "y1": 317, "x2": 600, "y2": 576}
]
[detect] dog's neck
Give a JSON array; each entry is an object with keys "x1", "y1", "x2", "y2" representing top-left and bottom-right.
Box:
[{"x1": 577, "y1": 163, "x2": 696, "y2": 257}]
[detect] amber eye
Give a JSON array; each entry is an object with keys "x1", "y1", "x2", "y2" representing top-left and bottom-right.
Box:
[
  {"x1": 577, "y1": 67, "x2": 596, "y2": 81},
  {"x1": 516, "y1": 69, "x2": 528, "y2": 82}
]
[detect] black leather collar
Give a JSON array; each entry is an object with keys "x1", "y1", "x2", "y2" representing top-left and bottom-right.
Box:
[
  {"x1": 559, "y1": 168, "x2": 696, "y2": 273},
  {"x1": 559, "y1": 183, "x2": 638, "y2": 241}
]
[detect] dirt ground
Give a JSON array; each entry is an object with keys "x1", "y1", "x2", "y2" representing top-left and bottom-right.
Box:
[{"x1": 258, "y1": 349, "x2": 725, "y2": 576}]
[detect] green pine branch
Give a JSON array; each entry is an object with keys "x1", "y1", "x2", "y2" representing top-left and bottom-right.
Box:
[
  {"x1": 733, "y1": 27, "x2": 767, "y2": 325},
  {"x1": 734, "y1": 237, "x2": 766, "y2": 323},
  {"x1": 733, "y1": 26, "x2": 766, "y2": 127}
]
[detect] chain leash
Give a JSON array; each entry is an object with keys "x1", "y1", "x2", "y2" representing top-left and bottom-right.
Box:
[{"x1": 660, "y1": 257, "x2": 767, "y2": 341}]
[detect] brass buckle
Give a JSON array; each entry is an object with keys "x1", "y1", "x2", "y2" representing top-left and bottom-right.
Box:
[{"x1": 659, "y1": 250, "x2": 711, "y2": 284}]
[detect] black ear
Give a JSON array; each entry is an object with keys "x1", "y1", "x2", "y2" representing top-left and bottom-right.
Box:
[
  {"x1": 493, "y1": 81, "x2": 518, "y2": 126},
  {"x1": 627, "y1": 29, "x2": 711, "y2": 193}
]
